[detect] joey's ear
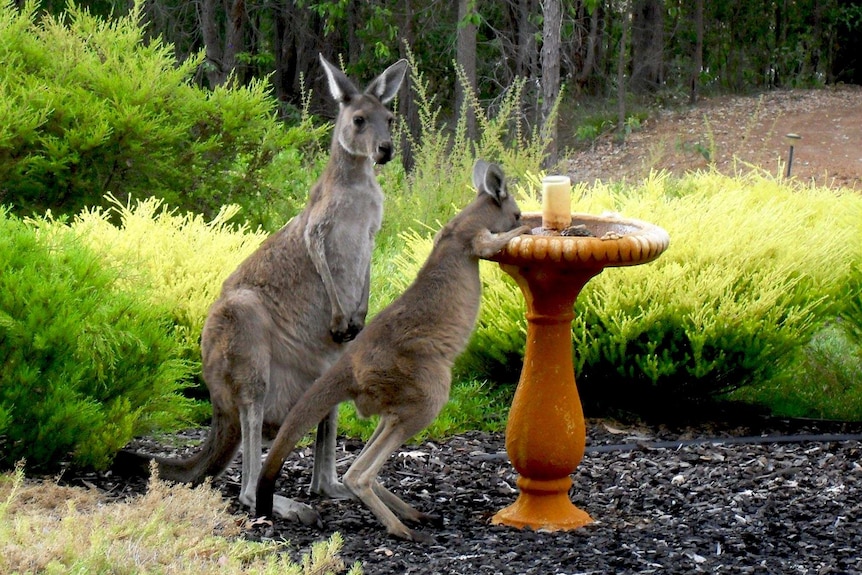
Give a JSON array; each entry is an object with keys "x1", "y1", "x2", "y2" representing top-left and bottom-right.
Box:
[
  {"x1": 320, "y1": 54, "x2": 359, "y2": 104},
  {"x1": 473, "y1": 160, "x2": 508, "y2": 206},
  {"x1": 471, "y1": 159, "x2": 490, "y2": 191},
  {"x1": 365, "y1": 59, "x2": 408, "y2": 105}
]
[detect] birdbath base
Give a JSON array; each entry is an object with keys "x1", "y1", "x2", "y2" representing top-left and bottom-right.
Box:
[
  {"x1": 485, "y1": 210, "x2": 670, "y2": 533},
  {"x1": 492, "y1": 476, "x2": 593, "y2": 530}
]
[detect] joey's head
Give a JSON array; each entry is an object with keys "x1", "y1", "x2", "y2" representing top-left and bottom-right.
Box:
[
  {"x1": 471, "y1": 160, "x2": 523, "y2": 233},
  {"x1": 319, "y1": 54, "x2": 408, "y2": 165}
]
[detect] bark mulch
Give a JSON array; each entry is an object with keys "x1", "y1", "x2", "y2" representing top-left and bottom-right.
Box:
[{"x1": 64, "y1": 417, "x2": 862, "y2": 575}]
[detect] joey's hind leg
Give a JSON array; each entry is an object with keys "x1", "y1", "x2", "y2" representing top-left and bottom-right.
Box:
[
  {"x1": 310, "y1": 407, "x2": 354, "y2": 500},
  {"x1": 343, "y1": 417, "x2": 436, "y2": 543},
  {"x1": 372, "y1": 482, "x2": 443, "y2": 527}
]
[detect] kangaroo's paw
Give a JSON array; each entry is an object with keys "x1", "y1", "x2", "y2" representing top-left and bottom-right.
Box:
[{"x1": 273, "y1": 495, "x2": 323, "y2": 527}]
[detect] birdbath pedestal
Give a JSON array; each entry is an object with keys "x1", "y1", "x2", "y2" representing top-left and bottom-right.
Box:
[{"x1": 486, "y1": 211, "x2": 669, "y2": 530}]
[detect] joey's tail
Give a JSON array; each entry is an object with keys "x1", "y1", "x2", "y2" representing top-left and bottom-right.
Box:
[
  {"x1": 256, "y1": 363, "x2": 353, "y2": 516},
  {"x1": 112, "y1": 404, "x2": 241, "y2": 484}
]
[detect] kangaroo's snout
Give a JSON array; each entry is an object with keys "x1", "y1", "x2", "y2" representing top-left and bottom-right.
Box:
[{"x1": 375, "y1": 142, "x2": 393, "y2": 165}]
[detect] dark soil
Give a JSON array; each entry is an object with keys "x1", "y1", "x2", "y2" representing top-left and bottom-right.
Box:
[{"x1": 66, "y1": 416, "x2": 862, "y2": 575}]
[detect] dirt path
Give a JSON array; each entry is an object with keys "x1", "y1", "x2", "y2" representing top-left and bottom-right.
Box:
[{"x1": 564, "y1": 86, "x2": 862, "y2": 190}]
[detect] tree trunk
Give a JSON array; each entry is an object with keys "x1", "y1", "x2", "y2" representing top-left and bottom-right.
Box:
[
  {"x1": 199, "y1": 0, "x2": 246, "y2": 88},
  {"x1": 689, "y1": 0, "x2": 703, "y2": 104},
  {"x1": 347, "y1": 0, "x2": 361, "y2": 67},
  {"x1": 398, "y1": 0, "x2": 420, "y2": 171},
  {"x1": 516, "y1": 0, "x2": 537, "y2": 78},
  {"x1": 273, "y1": 2, "x2": 297, "y2": 114},
  {"x1": 457, "y1": 0, "x2": 478, "y2": 141},
  {"x1": 617, "y1": 3, "x2": 630, "y2": 140},
  {"x1": 576, "y1": 2, "x2": 600, "y2": 85},
  {"x1": 516, "y1": 0, "x2": 540, "y2": 123},
  {"x1": 630, "y1": 0, "x2": 663, "y2": 94},
  {"x1": 541, "y1": 0, "x2": 562, "y2": 166}
]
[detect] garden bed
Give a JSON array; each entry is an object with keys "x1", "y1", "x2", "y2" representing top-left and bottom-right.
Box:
[{"x1": 65, "y1": 417, "x2": 862, "y2": 574}]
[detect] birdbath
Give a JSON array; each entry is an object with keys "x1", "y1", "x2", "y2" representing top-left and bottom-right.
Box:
[{"x1": 485, "y1": 175, "x2": 670, "y2": 531}]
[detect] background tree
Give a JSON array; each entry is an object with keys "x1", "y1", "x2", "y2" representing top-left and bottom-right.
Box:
[
  {"x1": 630, "y1": 0, "x2": 663, "y2": 93},
  {"x1": 617, "y1": 1, "x2": 631, "y2": 140},
  {"x1": 540, "y1": 0, "x2": 561, "y2": 166},
  {"x1": 457, "y1": 0, "x2": 478, "y2": 141},
  {"x1": 9, "y1": 0, "x2": 862, "y2": 169},
  {"x1": 689, "y1": 0, "x2": 703, "y2": 104},
  {"x1": 199, "y1": 0, "x2": 246, "y2": 87}
]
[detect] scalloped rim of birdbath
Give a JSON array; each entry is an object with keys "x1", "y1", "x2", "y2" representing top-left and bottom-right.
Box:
[{"x1": 493, "y1": 212, "x2": 670, "y2": 267}]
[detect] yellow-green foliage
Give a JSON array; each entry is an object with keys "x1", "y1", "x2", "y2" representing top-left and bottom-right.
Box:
[
  {"x1": 0, "y1": 464, "x2": 361, "y2": 575},
  {"x1": 70, "y1": 195, "x2": 267, "y2": 349},
  {"x1": 389, "y1": 170, "x2": 862, "y2": 411},
  {"x1": 566, "y1": 171, "x2": 861, "y2": 396}
]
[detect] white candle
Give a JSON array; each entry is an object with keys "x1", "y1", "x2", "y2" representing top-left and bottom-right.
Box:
[{"x1": 542, "y1": 175, "x2": 572, "y2": 231}]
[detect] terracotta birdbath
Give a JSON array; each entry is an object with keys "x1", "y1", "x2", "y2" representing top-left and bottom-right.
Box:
[{"x1": 485, "y1": 176, "x2": 670, "y2": 531}]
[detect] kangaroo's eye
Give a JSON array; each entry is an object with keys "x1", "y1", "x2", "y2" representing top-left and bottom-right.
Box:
[{"x1": 353, "y1": 115, "x2": 365, "y2": 127}]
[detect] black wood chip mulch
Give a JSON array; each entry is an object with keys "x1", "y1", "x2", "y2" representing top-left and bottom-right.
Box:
[{"x1": 61, "y1": 417, "x2": 862, "y2": 574}]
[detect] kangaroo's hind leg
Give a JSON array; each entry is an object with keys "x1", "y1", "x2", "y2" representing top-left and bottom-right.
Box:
[
  {"x1": 215, "y1": 292, "x2": 321, "y2": 526},
  {"x1": 342, "y1": 414, "x2": 439, "y2": 543},
  {"x1": 309, "y1": 407, "x2": 354, "y2": 500}
]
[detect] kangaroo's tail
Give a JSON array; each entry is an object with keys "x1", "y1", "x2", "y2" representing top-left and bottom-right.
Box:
[
  {"x1": 112, "y1": 403, "x2": 241, "y2": 485},
  {"x1": 256, "y1": 362, "x2": 353, "y2": 516}
]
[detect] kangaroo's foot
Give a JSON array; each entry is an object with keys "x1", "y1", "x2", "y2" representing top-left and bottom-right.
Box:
[
  {"x1": 241, "y1": 491, "x2": 323, "y2": 527},
  {"x1": 272, "y1": 495, "x2": 323, "y2": 527},
  {"x1": 310, "y1": 479, "x2": 355, "y2": 500}
]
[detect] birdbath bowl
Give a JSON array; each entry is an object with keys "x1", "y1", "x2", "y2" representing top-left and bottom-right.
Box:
[{"x1": 485, "y1": 211, "x2": 670, "y2": 530}]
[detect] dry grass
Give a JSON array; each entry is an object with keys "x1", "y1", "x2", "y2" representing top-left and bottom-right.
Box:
[{"x1": 0, "y1": 463, "x2": 360, "y2": 575}]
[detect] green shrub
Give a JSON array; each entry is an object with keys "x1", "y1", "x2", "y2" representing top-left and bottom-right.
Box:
[
  {"x1": 0, "y1": 208, "x2": 200, "y2": 470},
  {"x1": 0, "y1": 1, "x2": 325, "y2": 228},
  {"x1": 570, "y1": 172, "x2": 861, "y2": 409},
  {"x1": 387, "y1": 170, "x2": 862, "y2": 415},
  {"x1": 731, "y1": 322, "x2": 862, "y2": 420},
  {"x1": 69, "y1": 195, "x2": 267, "y2": 385}
]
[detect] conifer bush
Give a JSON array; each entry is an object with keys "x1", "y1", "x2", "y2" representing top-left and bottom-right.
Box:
[
  {"x1": 0, "y1": 1, "x2": 325, "y2": 228},
  {"x1": 389, "y1": 171, "x2": 862, "y2": 413},
  {"x1": 69, "y1": 195, "x2": 267, "y2": 382},
  {"x1": 0, "y1": 209, "x2": 199, "y2": 470}
]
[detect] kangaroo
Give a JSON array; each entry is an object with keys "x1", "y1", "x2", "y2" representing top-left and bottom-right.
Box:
[
  {"x1": 115, "y1": 55, "x2": 408, "y2": 525},
  {"x1": 255, "y1": 160, "x2": 531, "y2": 543}
]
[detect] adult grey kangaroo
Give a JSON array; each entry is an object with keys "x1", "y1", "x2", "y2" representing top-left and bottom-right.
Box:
[
  {"x1": 116, "y1": 55, "x2": 407, "y2": 523},
  {"x1": 256, "y1": 160, "x2": 531, "y2": 542}
]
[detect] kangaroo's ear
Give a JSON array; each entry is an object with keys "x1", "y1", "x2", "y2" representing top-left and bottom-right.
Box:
[
  {"x1": 365, "y1": 59, "x2": 408, "y2": 105},
  {"x1": 472, "y1": 160, "x2": 508, "y2": 207},
  {"x1": 320, "y1": 54, "x2": 359, "y2": 105}
]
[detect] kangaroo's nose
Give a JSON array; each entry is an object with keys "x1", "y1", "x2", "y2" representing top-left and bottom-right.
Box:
[{"x1": 375, "y1": 142, "x2": 393, "y2": 164}]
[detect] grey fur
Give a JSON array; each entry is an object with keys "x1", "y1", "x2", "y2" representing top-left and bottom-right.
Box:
[
  {"x1": 115, "y1": 55, "x2": 408, "y2": 524},
  {"x1": 256, "y1": 160, "x2": 531, "y2": 542}
]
